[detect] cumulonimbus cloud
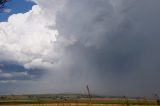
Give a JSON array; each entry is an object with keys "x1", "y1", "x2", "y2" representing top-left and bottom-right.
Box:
[
  {"x1": 0, "y1": 5, "x2": 58, "y2": 70},
  {"x1": 1, "y1": 0, "x2": 160, "y2": 97}
]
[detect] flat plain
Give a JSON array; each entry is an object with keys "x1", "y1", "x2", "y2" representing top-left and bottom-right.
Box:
[{"x1": 0, "y1": 94, "x2": 159, "y2": 106}]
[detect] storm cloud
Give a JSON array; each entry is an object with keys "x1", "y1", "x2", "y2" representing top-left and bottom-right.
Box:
[{"x1": 0, "y1": 0, "x2": 160, "y2": 97}]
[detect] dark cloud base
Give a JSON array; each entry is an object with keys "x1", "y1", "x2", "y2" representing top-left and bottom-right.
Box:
[{"x1": 54, "y1": 0, "x2": 160, "y2": 97}]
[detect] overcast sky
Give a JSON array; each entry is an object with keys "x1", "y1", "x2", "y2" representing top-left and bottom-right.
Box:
[{"x1": 0, "y1": 0, "x2": 160, "y2": 97}]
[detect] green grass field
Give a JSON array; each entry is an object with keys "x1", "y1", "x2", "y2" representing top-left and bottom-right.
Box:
[{"x1": 0, "y1": 94, "x2": 159, "y2": 106}]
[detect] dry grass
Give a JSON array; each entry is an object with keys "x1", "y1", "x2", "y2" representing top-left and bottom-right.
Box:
[{"x1": 0, "y1": 103, "x2": 158, "y2": 106}]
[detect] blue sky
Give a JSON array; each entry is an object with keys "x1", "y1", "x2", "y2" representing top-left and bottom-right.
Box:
[{"x1": 0, "y1": 0, "x2": 35, "y2": 21}]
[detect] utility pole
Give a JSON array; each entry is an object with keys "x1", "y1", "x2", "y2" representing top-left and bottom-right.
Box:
[{"x1": 86, "y1": 85, "x2": 92, "y2": 106}]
